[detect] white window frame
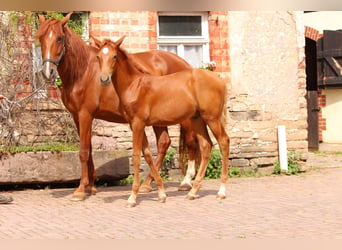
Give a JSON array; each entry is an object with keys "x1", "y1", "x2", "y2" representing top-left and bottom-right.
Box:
[{"x1": 157, "y1": 12, "x2": 209, "y2": 67}]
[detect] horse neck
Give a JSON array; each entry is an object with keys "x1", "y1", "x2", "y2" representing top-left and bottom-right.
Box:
[
  {"x1": 113, "y1": 50, "x2": 144, "y2": 94},
  {"x1": 58, "y1": 28, "x2": 89, "y2": 86}
]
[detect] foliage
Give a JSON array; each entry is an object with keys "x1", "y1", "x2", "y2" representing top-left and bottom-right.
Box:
[
  {"x1": 273, "y1": 151, "x2": 302, "y2": 175},
  {"x1": 160, "y1": 147, "x2": 176, "y2": 180},
  {"x1": 0, "y1": 11, "x2": 83, "y2": 148},
  {"x1": 0, "y1": 143, "x2": 79, "y2": 158},
  {"x1": 35, "y1": 11, "x2": 85, "y2": 36},
  {"x1": 204, "y1": 149, "x2": 222, "y2": 179}
]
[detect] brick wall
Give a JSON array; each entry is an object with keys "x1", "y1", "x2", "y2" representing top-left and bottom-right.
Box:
[{"x1": 89, "y1": 11, "x2": 157, "y2": 52}]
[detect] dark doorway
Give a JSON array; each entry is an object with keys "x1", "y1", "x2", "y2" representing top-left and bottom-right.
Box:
[{"x1": 305, "y1": 37, "x2": 319, "y2": 150}]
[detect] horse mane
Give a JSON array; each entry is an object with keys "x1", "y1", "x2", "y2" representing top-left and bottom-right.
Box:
[{"x1": 36, "y1": 18, "x2": 89, "y2": 83}]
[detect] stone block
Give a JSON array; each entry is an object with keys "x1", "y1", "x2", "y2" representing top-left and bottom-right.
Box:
[{"x1": 0, "y1": 150, "x2": 129, "y2": 184}]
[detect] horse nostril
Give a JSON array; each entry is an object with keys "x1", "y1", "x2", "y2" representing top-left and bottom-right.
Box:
[{"x1": 100, "y1": 75, "x2": 111, "y2": 86}]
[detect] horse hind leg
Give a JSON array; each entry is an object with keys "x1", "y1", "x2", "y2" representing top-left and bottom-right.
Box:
[
  {"x1": 185, "y1": 118, "x2": 212, "y2": 200},
  {"x1": 205, "y1": 119, "x2": 230, "y2": 200},
  {"x1": 178, "y1": 121, "x2": 199, "y2": 191}
]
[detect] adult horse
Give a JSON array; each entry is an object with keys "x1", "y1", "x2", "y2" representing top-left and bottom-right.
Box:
[
  {"x1": 36, "y1": 13, "x2": 199, "y2": 201},
  {"x1": 94, "y1": 36, "x2": 230, "y2": 208}
]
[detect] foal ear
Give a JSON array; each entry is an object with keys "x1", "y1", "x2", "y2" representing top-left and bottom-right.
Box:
[
  {"x1": 61, "y1": 12, "x2": 73, "y2": 26},
  {"x1": 90, "y1": 35, "x2": 102, "y2": 48},
  {"x1": 115, "y1": 36, "x2": 126, "y2": 48},
  {"x1": 38, "y1": 14, "x2": 45, "y2": 24}
]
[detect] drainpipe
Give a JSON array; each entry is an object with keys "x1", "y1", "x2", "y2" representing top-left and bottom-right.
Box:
[{"x1": 277, "y1": 125, "x2": 288, "y2": 171}]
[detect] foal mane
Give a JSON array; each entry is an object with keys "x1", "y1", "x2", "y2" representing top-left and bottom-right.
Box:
[
  {"x1": 101, "y1": 39, "x2": 150, "y2": 75},
  {"x1": 36, "y1": 18, "x2": 90, "y2": 83}
]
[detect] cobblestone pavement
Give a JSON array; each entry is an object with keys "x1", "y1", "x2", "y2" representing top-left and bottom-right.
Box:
[{"x1": 1, "y1": 164, "x2": 341, "y2": 239}]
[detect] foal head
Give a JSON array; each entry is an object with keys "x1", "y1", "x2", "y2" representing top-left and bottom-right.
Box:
[
  {"x1": 92, "y1": 36, "x2": 125, "y2": 86},
  {"x1": 36, "y1": 13, "x2": 72, "y2": 83}
]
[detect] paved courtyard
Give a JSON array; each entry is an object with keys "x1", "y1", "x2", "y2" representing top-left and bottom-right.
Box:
[{"x1": 1, "y1": 162, "x2": 341, "y2": 239}]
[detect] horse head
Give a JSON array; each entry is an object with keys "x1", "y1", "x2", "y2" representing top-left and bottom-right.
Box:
[
  {"x1": 92, "y1": 35, "x2": 125, "y2": 86},
  {"x1": 36, "y1": 12, "x2": 72, "y2": 83}
]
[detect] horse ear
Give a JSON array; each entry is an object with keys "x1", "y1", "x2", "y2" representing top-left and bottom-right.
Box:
[
  {"x1": 61, "y1": 12, "x2": 72, "y2": 26},
  {"x1": 90, "y1": 35, "x2": 102, "y2": 48},
  {"x1": 38, "y1": 14, "x2": 45, "y2": 24},
  {"x1": 115, "y1": 36, "x2": 126, "y2": 48}
]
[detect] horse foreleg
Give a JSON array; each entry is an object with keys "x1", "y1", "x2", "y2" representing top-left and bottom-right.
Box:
[
  {"x1": 85, "y1": 144, "x2": 97, "y2": 196},
  {"x1": 185, "y1": 118, "x2": 212, "y2": 200},
  {"x1": 139, "y1": 126, "x2": 170, "y2": 193},
  {"x1": 71, "y1": 112, "x2": 93, "y2": 201},
  {"x1": 127, "y1": 121, "x2": 166, "y2": 207}
]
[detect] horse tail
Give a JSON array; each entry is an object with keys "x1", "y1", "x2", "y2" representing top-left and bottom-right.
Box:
[
  {"x1": 178, "y1": 125, "x2": 201, "y2": 175},
  {"x1": 221, "y1": 83, "x2": 228, "y2": 127},
  {"x1": 178, "y1": 126, "x2": 188, "y2": 175}
]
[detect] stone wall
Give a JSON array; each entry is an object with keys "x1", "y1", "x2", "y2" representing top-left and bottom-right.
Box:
[{"x1": 227, "y1": 11, "x2": 308, "y2": 172}]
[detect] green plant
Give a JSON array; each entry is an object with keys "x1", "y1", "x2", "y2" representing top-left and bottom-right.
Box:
[
  {"x1": 160, "y1": 148, "x2": 176, "y2": 180},
  {"x1": 273, "y1": 151, "x2": 302, "y2": 175},
  {"x1": 204, "y1": 149, "x2": 222, "y2": 179},
  {"x1": 229, "y1": 167, "x2": 241, "y2": 178},
  {"x1": 0, "y1": 143, "x2": 79, "y2": 154},
  {"x1": 55, "y1": 77, "x2": 62, "y2": 87}
]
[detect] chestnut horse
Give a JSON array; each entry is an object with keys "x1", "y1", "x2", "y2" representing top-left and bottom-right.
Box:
[
  {"x1": 94, "y1": 36, "x2": 230, "y2": 208},
  {"x1": 36, "y1": 13, "x2": 199, "y2": 201}
]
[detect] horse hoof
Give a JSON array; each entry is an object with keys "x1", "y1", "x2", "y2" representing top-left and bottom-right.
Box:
[
  {"x1": 185, "y1": 194, "x2": 196, "y2": 200},
  {"x1": 158, "y1": 196, "x2": 167, "y2": 203},
  {"x1": 178, "y1": 183, "x2": 192, "y2": 191},
  {"x1": 139, "y1": 185, "x2": 152, "y2": 193},
  {"x1": 216, "y1": 194, "x2": 226, "y2": 200},
  {"x1": 126, "y1": 201, "x2": 137, "y2": 208},
  {"x1": 86, "y1": 187, "x2": 97, "y2": 196},
  {"x1": 71, "y1": 192, "x2": 86, "y2": 201}
]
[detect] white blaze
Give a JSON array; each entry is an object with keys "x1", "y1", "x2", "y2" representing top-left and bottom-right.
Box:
[{"x1": 102, "y1": 47, "x2": 109, "y2": 54}]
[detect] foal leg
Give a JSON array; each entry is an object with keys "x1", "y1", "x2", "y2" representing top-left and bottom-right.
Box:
[
  {"x1": 205, "y1": 119, "x2": 230, "y2": 200},
  {"x1": 127, "y1": 121, "x2": 166, "y2": 208},
  {"x1": 139, "y1": 126, "x2": 170, "y2": 193},
  {"x1": 185, "y1": 118, "x2": 213, "y2": 200}
]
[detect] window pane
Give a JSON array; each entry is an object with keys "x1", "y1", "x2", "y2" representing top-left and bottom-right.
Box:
[
  {"x1": 184, "y1": 45, "x2": 203, "y2": 68},
  {"x1": 159, "y1": 16, "x2": 202, "y2": 36},
  {"x1": 159, "y1": 45, "x2": 178, "y2": 54}
]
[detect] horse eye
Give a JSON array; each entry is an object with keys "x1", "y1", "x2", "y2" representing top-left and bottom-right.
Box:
[
  {"x1": 113, "y1": 55, "x2": 117, "y2": 60},
  {"x1": 96, "y1": 55, "x2": 99, "y2": 59},
  {"x1": 57, "y1": 36, "x2": 63, "y2": 43}
]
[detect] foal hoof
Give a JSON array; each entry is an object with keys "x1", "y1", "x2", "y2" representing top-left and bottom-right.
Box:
[
  {"x1": 71, "y1": 192, "x2": 86, "y2": 201},
  {"x1": 126, "y1": 201, "x2": 137, "y2": 208},
  {"x1": 216, "y1": 194, "x2": 226, "y2": 200},
  {"x1": 139, "y1": 185, "x2": 153, "y2": 193},
  {"x1": 178, "y1": 183, "x2": 192, "y2": 191},
  {"x1": 158, "y1": 196, "x2": 167, "y2": 203},
  {"x1": 185, "y1": 194, "x2": 196, "y2": 200},
  {"x1": 86, "y1": 186, "x2": 97, "y2": 196}
]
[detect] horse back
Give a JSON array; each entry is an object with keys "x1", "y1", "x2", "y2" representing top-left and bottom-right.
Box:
[{"x1": 131, "y1": 50, "x2": 191, "y2": 76}]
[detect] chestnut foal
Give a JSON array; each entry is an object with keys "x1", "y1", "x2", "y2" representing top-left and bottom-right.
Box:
[{"x1": 94, "y1": 36, "x2": 230, "y2": 208}]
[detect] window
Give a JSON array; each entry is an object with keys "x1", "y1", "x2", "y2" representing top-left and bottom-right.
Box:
[{"x1": 157, "y1": 12, "x2": 209, "y2": 68}]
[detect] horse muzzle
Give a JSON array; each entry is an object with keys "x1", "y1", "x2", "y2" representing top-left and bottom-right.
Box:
[
  {"x1": 41, "y1": 63, "x2": 58, "y2": 84},
  {"x1": 100, "y1": 75, "x2": 111, "y2": 86}
]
